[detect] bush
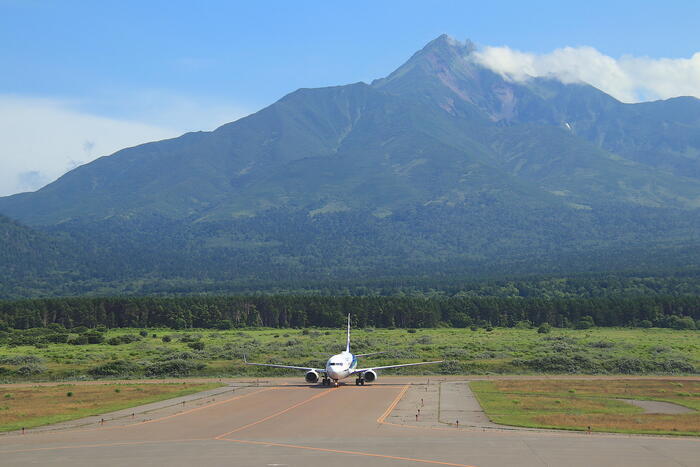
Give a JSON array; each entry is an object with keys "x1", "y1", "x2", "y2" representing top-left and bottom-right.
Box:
[
  {"x1": 144, "y1": 359, "x2": 205, "y2": 377},
  {"x1": 162, "y1": 335, "x2": 172, "y2": 343},
  {"x1": 215, "y1": 320, "x2": 233, "y2": 330},
  {"x1": 88, "y1": 360, "x2": 138, "y2": 377},
  {"x1": 575, "y1": 316, "x2": 595, "y2": 330},
  {"x1": 639, "y1": 320, "x2": 653, "y2": 328},
  {"x1": 71, "y1": 326, "x2": 88, "y2": 334},
  {"x1": 85, "y1": 331, "x2": 104, "y2": 344},
  {"x1": 537, "y1": 323, "x2": 552, "y2": 334},
  {"x1": 439, "y1": 360, "x2": 461, "y2": 374},
  {"x1": 588, "y1": 340, "x2": 615, "y2": 348},
  {"x1": 514, "y1": 320, "x2": 532, "y2": 329},
  {"x1": 524, "y1": 354, "x2": 600, "y2": 373},
  {"x1": 407, "y1": 329, "x2": 417, "y2": 333},
  {"x1": 139, "y1": 330, "x2": 149, "y2": 337},
  {"x1": 15, "y1": 363, "x2": 47, "y2": 376},
  {"x1": 0, "y1": 355, "x2": 44, "y2": 365},
  {"x1": 669, "y1": 316, "x2": 696, "y2": 330},
  {"x1": 188, "y1": 341, "x2": 205, "y2": 351},
  {"x1": 46, "y1": 333, "x2": 69, "y2": 343},
  {"x1": 68, "y1": 335, "x2": 89, "y2": 345}
]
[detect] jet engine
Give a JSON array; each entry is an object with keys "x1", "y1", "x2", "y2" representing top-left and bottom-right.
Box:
[
  {"x1": 305, "y1": 370, "x2": 320, "y2": 383},
  {"x1": 362, "y1": 370, "x2": 377, "y2": 383}
]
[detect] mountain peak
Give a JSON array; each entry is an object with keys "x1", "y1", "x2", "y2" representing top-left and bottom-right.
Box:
[{"x1": 421, "y1": 34, "x2": 476, "y2": 55}]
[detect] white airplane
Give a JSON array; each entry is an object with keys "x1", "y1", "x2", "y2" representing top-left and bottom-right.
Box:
[{"x1": 244, "y1": 314, "x2": 443, "y2": 387}]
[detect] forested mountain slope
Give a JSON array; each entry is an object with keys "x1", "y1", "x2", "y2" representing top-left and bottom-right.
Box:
[{"x1": 0, "y1": 35, "x2": 699, "y2": 297}]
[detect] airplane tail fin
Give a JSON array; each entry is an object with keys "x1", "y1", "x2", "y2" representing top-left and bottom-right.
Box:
[{"x1": 346, "y1": 313, "x2": 351, "y2": 353}]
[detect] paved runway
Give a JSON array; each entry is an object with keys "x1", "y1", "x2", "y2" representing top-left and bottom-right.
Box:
[{"x1": 0, "y1": 378, "x2": 698, "y2": 467}]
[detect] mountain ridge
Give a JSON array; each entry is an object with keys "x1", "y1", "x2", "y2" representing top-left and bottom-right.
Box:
[{"x1": 0, "y1": 35, "x2": 699, "y2": 297}]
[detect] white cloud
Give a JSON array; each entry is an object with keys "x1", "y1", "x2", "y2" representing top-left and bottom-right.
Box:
[
  {"x1": 0, "y1": 94, "x2": 249, "y2": 197},
  {"x1": 474, "y1": 46, "x2": 700, "y2": 103},
  {"x1": 0, "y1": 95, "x2": 179, "y2": 197}
]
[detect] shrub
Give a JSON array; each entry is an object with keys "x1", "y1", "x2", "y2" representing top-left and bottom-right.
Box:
[
  {"x1": 524, "y1": 354, "x2": 600, "y2": 373},
  {"x1": 639, "y1": 320, "x2": 653, "y2": 328},
  {"x1": 47, "y1": 323, "x2": 66, "y2": 332},
  {"x1": 68, "y1": 335, "x2": 89, "y2": 345},
  {"x1": 514, "y1": 320, "x2": 532, "y2": 329},
  {"x1": 88, "y1": 360, "x2": 138, "y2": 377},
  {"x1": 15, "y1": 363, "x2": 47, "y2": 376},
  {"x1": 215, "y1": 320, "x2": 233, "y2": 330},
  {"x1": 144, "y1": 359, "x2": 205, "y2": 377},
  {"x1": 118, "y1": 334, "x2": 142, "y2": 344},
  {"x1": 161, "y1": 335, "x2": 172, "y2": 343},
  {"x1": 668, "y1": 316, "x2": 696, "y2": 330},
  {"x1": 139, "y1": 330, "x2": 149, "y2": 337},
  {"x1": 71, "y1": 326, "x2": 88, "y2": 334},
  {"x1": 85, "y1": 331, "x2": 105, "y2": 344},
  {"x1": 537, "y1": 323, "x2": 552, "y2": 334},
  {"x1": 439, "y1": 360, "x2": 461, "y2": 374},
  {"x1": 107, "y1": 337, "x2": 122, "y2": 346},
  {"x1": 407, "y1": 329, "x2": 417, "y2": 334},
  {"x1": 66, "y1": 392, "x2": 73, "y2": 397},
  {"x1": 188, "y1": 341, "x2": 205, "y2": 351},
  {"x1": 46, "y1": 333, "x2": 69, "y2": 344},
  {"x1": 0, "y1": 355, "x2": 44, "y2": 365},
  {"x1": 588, "y1": 340, "x2": 615, "y2": 349},
  {"x1": 575, "y1": 316, "x2": 595, "y2": 330}
]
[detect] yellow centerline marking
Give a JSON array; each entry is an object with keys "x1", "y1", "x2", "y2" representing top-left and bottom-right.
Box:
[{"x1": 377, "y1": 384, "x2": 410, "y2": 423}]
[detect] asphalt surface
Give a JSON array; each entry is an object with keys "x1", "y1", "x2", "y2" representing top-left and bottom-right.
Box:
[{"x1": 0, "y1": 377, "x2": 698, "y2": 467}]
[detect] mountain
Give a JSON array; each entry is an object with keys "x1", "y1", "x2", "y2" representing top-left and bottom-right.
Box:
[{"x1": 1, "y1": 35, "x2": 699, "y2": 296}]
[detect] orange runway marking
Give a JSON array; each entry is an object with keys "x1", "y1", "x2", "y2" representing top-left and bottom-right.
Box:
[
  {"x1": 220, "y1": 438, "x2": 477, "y2": 467},
  {"x1": 215, "y1": 387, "x2": 337, "y2": 439}
]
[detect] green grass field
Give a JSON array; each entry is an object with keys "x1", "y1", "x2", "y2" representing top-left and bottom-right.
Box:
[
  {"x1": 470, "y1": 379, "x2": 700, "y2": 436},
  {"x1": 0, "y1": 327, "x2": 697, "y2": 381},
  {"x1": 0, "y1": 382, "x2": 222, "y2": 432}
]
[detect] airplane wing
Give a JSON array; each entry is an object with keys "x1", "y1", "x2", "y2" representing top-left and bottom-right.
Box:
[
  {"x1": 353, "y1": 360, "x2": 443, "y2": 373},
  {"x1": 243, "y1": 355, "x2": 325, "y2": 373}
]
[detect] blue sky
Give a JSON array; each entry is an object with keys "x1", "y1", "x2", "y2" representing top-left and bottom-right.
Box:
[{"x1": 1, "y1": 0, "x2": 699, "y2": 195}]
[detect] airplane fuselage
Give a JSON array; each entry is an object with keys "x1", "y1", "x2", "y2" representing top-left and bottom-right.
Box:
[{"x1": 325, "y1": 351, "x2": 357, "y2": 381}]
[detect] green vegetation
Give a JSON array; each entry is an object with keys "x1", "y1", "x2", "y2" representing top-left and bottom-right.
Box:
[
  {"x1": 0, "y1": 327, "x2": 696, "y2": 382},
  {"x1": 470, "y1": 379, "x2": 700, "y2": 436},
  {"x1": 0, "y1": 382, "x2": 221, "y2": 432}
]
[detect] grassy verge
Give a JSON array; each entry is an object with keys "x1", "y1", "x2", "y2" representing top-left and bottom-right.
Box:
[
  {"x1": 0, "y1": 382, "x2": 221, "y2": 432},
  {"x1": 470, "y1": 379, "x2": 700, "y2": 436}
]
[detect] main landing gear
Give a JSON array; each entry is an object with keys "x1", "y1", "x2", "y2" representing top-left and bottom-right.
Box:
[
  {"x1": 321, "y1": 377, "x2": 338, "y2": 387},
  {"x1": 355, "y1": 377, "x2": 365, "y2": 386}
]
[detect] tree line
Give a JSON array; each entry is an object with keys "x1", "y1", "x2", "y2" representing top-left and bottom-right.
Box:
[{"x1": 0, "y1": 295, "x2": 698, "y2": 330}]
